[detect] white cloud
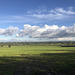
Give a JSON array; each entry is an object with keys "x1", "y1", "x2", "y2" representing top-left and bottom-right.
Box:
[
  {"x1": 17, "y1": 24, "x2": 75, "y2": 39},
  {"x1": 0, "y1": 38, "x2": 11, "y2": 42},
  {"x1": 0, "y1": 29, "x2": 5, "y2": 34},
  {"x1": 16, "y1": 24, "x2": 40, "y2": 37},
  {"x1": 30, "y1": 13, "x2": 63, "y2": 20},
  {"x1": 27, "y1": 8, "x2": 47, "y2": 14},
  {"x1": 0, "y1": 26, "x2": 18, "y2": 36},
  {"x1": 57, "y1": 38, "x2": 72, "y2": 41},
  {"x1": 50, "y1": 8, "x2": 75, "y2": 15},
  {"x1": 27, "y1": 7, "x2": 75, "y2": 21},
  {"x1": 0, "y1": 7, "x2": 75, "y2": 24}
]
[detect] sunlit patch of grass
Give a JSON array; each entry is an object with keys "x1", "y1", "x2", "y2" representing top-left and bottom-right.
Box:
[{"x1": 0, "y1": 46, "x2": 74, "y2": 56}]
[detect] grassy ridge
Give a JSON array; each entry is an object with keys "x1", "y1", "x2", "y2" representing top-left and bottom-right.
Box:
[{"x1": 0, "y1": 46, "x2": 75, "y2": 75}]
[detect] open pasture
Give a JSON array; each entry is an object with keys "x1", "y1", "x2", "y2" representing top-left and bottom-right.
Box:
[{"x1": 0, "y1": 45, "x2": 75, "y2": 75}]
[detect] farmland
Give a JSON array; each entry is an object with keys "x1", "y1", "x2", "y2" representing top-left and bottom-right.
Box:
[{"x1": 0, "y1": 43, "x2": 75, "y2": 75}]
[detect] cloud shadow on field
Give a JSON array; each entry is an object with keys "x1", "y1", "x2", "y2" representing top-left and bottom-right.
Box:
[{"x1": 0, "y1": 52, "x2": 74, "y2": 75}]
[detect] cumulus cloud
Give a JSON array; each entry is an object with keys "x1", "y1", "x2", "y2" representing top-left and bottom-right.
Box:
[
  {"x1": 17, "y1": 24, "x2": 75, "y2": 38},
  {"x1": 0, "y1": 26, "x2": 18, "y2": 36}
]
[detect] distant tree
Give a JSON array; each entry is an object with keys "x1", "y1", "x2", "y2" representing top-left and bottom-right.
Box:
[
  {"x1": 8, "y1": 44, "x2": 11, "y2": 48},
  {"x1": 67, "y1": 41, "x2": 73, "y2": 46},
  {"x1": 69, "y1": 41, "x2": 72, "y2": 45},
  {"x1": 1, "y1": 44, "x2": 3, "y2": 47}
]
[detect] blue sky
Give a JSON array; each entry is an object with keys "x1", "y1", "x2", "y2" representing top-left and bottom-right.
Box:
[{"x1": 0, "y1": 0, "x2": 75, "y2": 42}]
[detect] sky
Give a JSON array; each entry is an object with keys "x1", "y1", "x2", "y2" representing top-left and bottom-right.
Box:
[{"x1": 0, "y1": 0, "x2": 75, "y2": 42}]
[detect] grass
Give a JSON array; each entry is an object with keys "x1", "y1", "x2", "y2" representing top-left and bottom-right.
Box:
[
  {"x1": 0, "y1": 45, "x2": 75, "y2": 56},
  {"x1": 0, "y1": 45, "x2": 75, "y2": 75}
]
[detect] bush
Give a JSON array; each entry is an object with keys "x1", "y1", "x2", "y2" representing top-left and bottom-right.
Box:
[{"x1": 8, "y1": 45, "x2": 11, "y2": 48}]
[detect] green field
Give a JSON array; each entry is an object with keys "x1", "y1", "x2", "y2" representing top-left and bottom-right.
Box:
[{"x1": 0, "y1": 45, "x2": 75, "y2": 75}]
